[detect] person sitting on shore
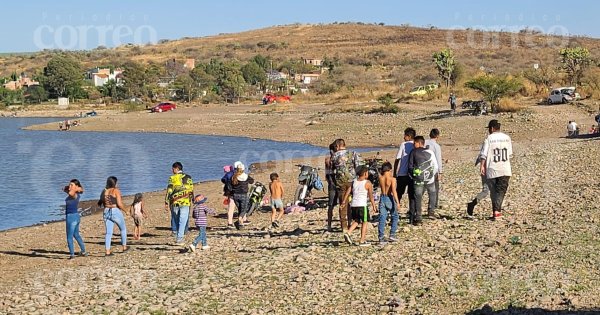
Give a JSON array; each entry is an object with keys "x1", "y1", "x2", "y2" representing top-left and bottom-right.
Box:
[
  {"x1": 342, "y1": 166, "x2": 377, "y2": 246},
  {"x1": 231, "y1": 163, "x2": 254, "y2": 230},
  {"x1": 130, "y1": 193, "x2": 146, "y2": 240},
  {"x1": 63, "y1": 179, "x2": 88, "y2": 259},
  {"x1": 98, "y1": 176, "x2": 128, "y2": 256},
  {"x1": 189, "y1": 194, "x2": 216, "y2": 252}
]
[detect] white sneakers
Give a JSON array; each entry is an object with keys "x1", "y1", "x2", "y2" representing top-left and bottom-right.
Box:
[{"x1": 189, "y1": 244, "x2": 210, "y2": 252}]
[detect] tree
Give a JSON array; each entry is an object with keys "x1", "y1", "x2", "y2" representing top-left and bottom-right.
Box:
[
  {"x1": 41, "y1": 55, "x2": 84, "y2": 99},
  {"x1": 121, "y1": 61, "x2": 148, "y2": 99},
  {"x1": 241, "y1": 61, "x2": 267, "y2": 88},
  {"x1": 97, "y1": 79, "x2": 122, "y2": 101},
  {"x1": 25, "y1": 86, "x2": 48, "y2": 104},
  {"x1": 432, "y1": 48, "x2": 456, "y2": 88},
  {"x1": 465, "y1": 75, "x2": 522, "y2": 113},
  {"x1": 560, "y1": 47, "x2": 591, "y2": 86},
  {"x1": 172, "y1": 73, "x2": 198, "y2": 102},
  {"x1": 249, "y1": 54, "x2": 271, "y2": 71},
  {"x1": 523, "y1": 66, "x2": 558, "y2": 92}
]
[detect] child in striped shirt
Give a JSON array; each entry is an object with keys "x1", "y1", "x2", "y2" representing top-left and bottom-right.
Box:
[{"x1": 189, "y1": 194, "x2": 216, "y2": 252}]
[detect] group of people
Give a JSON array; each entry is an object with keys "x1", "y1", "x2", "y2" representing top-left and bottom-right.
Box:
[{"x1": 62, "y1": 119, "x2": 513, "y2": 257}]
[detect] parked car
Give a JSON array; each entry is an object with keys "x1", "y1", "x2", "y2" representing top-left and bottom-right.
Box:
[
  {"x1": 409, "y1": 83, "x2": 439, "y2": 96},
  {"x1": 547, "y1": 87, "x2": 581, "y2": 104},
  {"x1": 84, "y1": 110, "x2": 97, "y2": 117},
  {"x1": 150, "y1": 102, "x2": 177, "y2": 113},
  {"x1": 262, "y1": 94, "x2": 291, "y2": 104}
]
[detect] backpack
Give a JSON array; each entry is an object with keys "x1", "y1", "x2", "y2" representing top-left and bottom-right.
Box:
[{"x1": 333, "y1": 150, "x2": 359, "y2": 188}]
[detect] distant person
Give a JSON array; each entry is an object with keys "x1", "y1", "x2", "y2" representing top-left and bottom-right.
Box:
[
  {"x1": 324, "y1": 142, "x2": 338, "y2": 232},
  {"x1": 332, "y1": 138, "x2": 362, "y2": 232},
  {"x1": 130, "y1": 193, "x2": 146, "y2": 240},
  {"x1": 479, "y1": 120, "x2": 513, "y2": 220},
  {"x1": 269, "y1": 173, "x2": 285, "y2": 228},
  {"x1": 165, "y1": 162, "x2": 194, "y2": 245},
  {"x1": 567, "y1": 121, "x2": 578, "y2": 137},
  {"x1": 342, "y1": 166, "x2": 377, "y2": 246},
  {"x1": 63, "y1": 179, "x2": 87, "y2": 259},
  {"x1": 231, "y1": 162, "x2": 254, "y2": 230},
  {"x1": 98, "y1": 176, "x2": 128, "y2": 256},
  {"x1": 408, "y1": 136, "x2": 439, "y2": 225},
  {"x1": 188, "y1": 194, "x2": 216, "y2": 252},
  {"x1": 58, "y1": 121, "x2": 63, "y2": 131},
  {"x1": 221, "y1": 164, "x2": 236, "y2": 229},
  {"x1": 394, "y1": 128, "x2": 416, "y2": 222},
  {"x1": 448, "y1": 93, "x2": 457, "y2": 114},
  {"x1": 425, "y1": 128, "x2": 443, "y2": 211},
  {"x1": 377, "y1": 162, "x2": 400, "y2": 245}
]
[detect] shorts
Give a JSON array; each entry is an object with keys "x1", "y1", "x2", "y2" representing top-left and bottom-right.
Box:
[
  {"x1": 133, "y1": 215, "x2": 143, "y2": 227},
  {"x1": 351, "y1": 206, "x2": 369, "y2": 223},
  {"x1": 271, "y1": 198, "x2": 284, "y2": 209}
]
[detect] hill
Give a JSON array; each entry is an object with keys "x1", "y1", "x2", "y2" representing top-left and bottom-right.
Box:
[{"x1": 2, "y1": 23, "x2": 599, "y2": 76}]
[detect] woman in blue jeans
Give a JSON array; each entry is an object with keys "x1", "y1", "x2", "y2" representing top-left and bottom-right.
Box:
[
  {"x1": 98, "y1": 176, "x2": 128, "y2": 256},
  {"x1": 63, "y1": 179, "x2": 87, "y2": 259}
]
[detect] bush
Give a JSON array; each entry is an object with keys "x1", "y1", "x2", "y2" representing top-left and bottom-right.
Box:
[
  {"x1": 496, "y1": 98, "x2": 523, "y2": 113},
  {"x1": 367, "y1": 104, "x2": 401, "y2": 114}
]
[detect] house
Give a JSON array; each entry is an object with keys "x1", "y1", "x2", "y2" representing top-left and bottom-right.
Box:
[
  {"x1": 295, "y1": 72, "x2": 321, "y2": 84},
  {"x1": 302, "y1": 57, "x2": 323, "y2": 67},
  {"x1": 3, "y1": 75, "x2": 39, "y2": 91},
  {"x1": 86, "y1": 67, "x2": 124, "y2": 87}
]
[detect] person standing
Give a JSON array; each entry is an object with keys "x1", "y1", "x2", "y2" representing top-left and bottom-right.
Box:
[
  {"x1": 408, "y1": 136, "x2": 439, "y2": 225},
  {"x1": 332, "y1": 138, "x2": 361, "y2": 232},
  {"x1": 567, "y1": 121, "x2": 578, "y2": 137},
  {"x1": 425, "y1": 128, "x2": 443, "y2": 212},
  {"x1": 479, "y1": 120, "x2": 513, "y2": 220},
  {"x1": 221, "y1": 164, "x2": 236, "y2": 229},
  {"x1": 377, "y1": 162, "x2": 400, "y2": 245},
  {"x1": 393, "y1": 128, "x2": 416, "y2": 222},
  {"x1": 188, "y1": 194, "x2": 216, "y2": 252},
  {"x1": 324, "y1": 142, "x2": 338, "y2": 232},
  {"x1": 98, "y1": 176, "x2": 128, "y2": 256},
  {"x1": 231, "y1": 163, "x2": 254, "y2": 230},
  {"x1": 165, "y1": 162, "x2": 194, "y2": 245},
  {"x1": 63, "y1": 179, "x2": 87, "y2": 259},
  {"x1": 448, "y1": 93, "x2": 457, "y2": 114}
]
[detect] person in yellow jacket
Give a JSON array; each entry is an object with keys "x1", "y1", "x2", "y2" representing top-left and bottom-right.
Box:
[{"x1": 165, "y1": 162, "x2": 194, "y2": 245}]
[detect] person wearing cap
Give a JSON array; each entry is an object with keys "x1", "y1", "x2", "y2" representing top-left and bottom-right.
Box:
[
  {"x1": 477, "y1": 120, "x2": 513, "y2": 220},
  {"x1": 189, "y1": 194, "x2": 216, "y2": 252},
  {"x1": 230, "y1": 162, "x2": 254, "y2": 229},
  {"x1": 165, "y1": 162, "x2": 194, "y2": 245}
]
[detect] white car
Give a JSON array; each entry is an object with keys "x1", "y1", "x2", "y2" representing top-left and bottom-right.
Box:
[{"x1": 547, "y1": 87, "x2": 580, "y2": 104}]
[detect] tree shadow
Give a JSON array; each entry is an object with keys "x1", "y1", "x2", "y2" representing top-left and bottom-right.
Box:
[
  {"x1": 466, "y1": 305, "x2": 600, "y2": 315},
  {"x1": 256, "y1": 239, "x2": 344, "y2": 251},
  {"x1": 415, "y1": 110, "x2": 481, "y2": 121},
  {"x1": 0, "y1": 249, "x2": 67, "y2": 260}
]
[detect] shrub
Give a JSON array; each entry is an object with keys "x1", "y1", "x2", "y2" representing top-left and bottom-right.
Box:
[
  {"x1": 367, "y1": 104, "x2": 401, "y2": 114},
  {"x1": 496, "y1": 98, "x2": 523, "y2": 113}
]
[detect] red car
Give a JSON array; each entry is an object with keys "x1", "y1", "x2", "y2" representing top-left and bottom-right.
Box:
[
  {"x1": 262, "y1": 94, "x2": 291, "y2": 105},
  {"x1": 150, "y1": 102, "x2": 177, "y2": 113}
]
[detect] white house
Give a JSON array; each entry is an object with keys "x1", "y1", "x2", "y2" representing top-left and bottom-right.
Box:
[{"x1": 87, "y1": 68, "x2": 124, "y2": 87}]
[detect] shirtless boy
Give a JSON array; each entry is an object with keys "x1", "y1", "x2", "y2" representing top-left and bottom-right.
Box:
[
  {"x1": 377, "y1": 162, "x2": 401, "y2": 245},
  {"x1": 269, "y1": 173, "x2": 285, "y2": 228}
]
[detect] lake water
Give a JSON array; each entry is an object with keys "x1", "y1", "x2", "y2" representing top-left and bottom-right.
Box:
[{"x1": 0, "y1": 118, "x2": 328, "y2": 230}]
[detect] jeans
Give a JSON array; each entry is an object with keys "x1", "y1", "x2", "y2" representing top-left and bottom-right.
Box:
[
  {"x1": 487, "y1": 176, "x2": 510, "y2": 212},
  {"x1": 172, "y1": 205, "x2": 190, "y2": 242},
  {"x1": 413, "y1": 182, "x2": 437, "y2": 222},
  {"x1": 396, "y1": 176, "x2": 415, "y2": 217},
  {"x1": 233, "y1": 194, "x2": 249, "y2": 219},
  {"x1": 378, "y1": 195, "x2": 398, "y2": 241},
  {"x1": 170, "y1": 207, "x2": 177, "y2": 233},
  {"x1": 103, "y1": 208, "x2": 127, "y2": 250},
  {"x1": 192, "y1": 226, "x2": 207, "y2": 247},
  {"x1": 433, "y1": 175, "x2": 440, "y2": 209},
  {"x1": 66, "y1": 213, "x2": 86, "y2": 256},
  {"x1": 475, "y1": 175, "x2": 490, "y2": 202}
]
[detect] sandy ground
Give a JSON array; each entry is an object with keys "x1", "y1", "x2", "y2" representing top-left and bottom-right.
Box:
[{"x1": 1, "y1": 100, "x2": 600, "y2": 314}]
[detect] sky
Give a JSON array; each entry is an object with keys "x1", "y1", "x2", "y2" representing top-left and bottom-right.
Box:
[{"x1": 1, "y1": 0, "x2": 598, "y2": 53}]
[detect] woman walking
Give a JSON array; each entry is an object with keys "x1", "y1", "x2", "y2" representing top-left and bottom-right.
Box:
[
  {"x1": 231, "y1": 163, "x2": 254, "y2": 230},
  {"x1": 64, "y1": 179, "x2": 88, "y2": 259},
  {"x1": 98, "y1": 176, "x2": 128, "y2": 256}
]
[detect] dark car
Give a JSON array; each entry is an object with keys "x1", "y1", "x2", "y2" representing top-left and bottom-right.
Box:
[{"x1": 150, "y1": 102, "x2": 177, "y2": 113}]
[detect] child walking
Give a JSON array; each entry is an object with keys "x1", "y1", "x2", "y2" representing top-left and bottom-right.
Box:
[
  {"x1": 189, "y1": 194, "x2": 216, "y2": 252},
  {"x1": 130, "y1": 193, "x2": 146, "y2": 240},
  {"x1": 269, "y1": 173, "x2": 285, "y2": 228},
  {"x1": 342, "y1": 166, "x2": 377, "y2": 246}
]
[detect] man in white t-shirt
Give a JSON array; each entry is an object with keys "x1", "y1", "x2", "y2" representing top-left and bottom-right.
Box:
[
  {"x1": 394, "y1": 127, "x2": 416, "y2": 219},
  {"x1": 567, "y1": 121, "x2": 578, "y2": 137},
  {"x1": 424, "y1": 128, "x2": 442, "y2": 211},
  {"x1": 479, "y1": 119, "x2": 512, "y2": 220}
]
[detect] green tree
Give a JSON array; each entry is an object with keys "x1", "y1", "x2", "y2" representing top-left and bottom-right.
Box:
[
  {"x1": 250, "y1": 54, "x2": 271, "y2": 71},
  {"x1": 98, "y1": 79, "x2": 121, "y2": 101},
  {"x1": 190, "y1": 66, "x2": 217, "y2": 92},
  {"x1": 172, "y1": 73, "x2": 198, "y2": 102},
  {"x1": 25, "y1": 86, "x2": 49, "y2": 104},
  {"x1": 220, "y1": 63, "x2": 246, "y2": 103},
  {"x1": 432, "y1": 48, "x2": 456, "y2": 88},
  {"x1": 559, "y1": 47, "x2": 591, "y2": 86},
  {"x1": 41, "y1": 55, "x2": 84, "y2": 99},
  {"x1": 241, "y1": 61, "x2": 267, "y2": 88},
  {"x1": 121, "y1": 61, "x2": 147, "y2": 99},
  {"x1": 465, "y1": 75, "x2": 522, "y2": 113}
]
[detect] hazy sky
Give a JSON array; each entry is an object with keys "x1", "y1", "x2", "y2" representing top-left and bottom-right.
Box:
[{"x1": 1, "y1": 0, "x2": 598, "y2": 52}]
